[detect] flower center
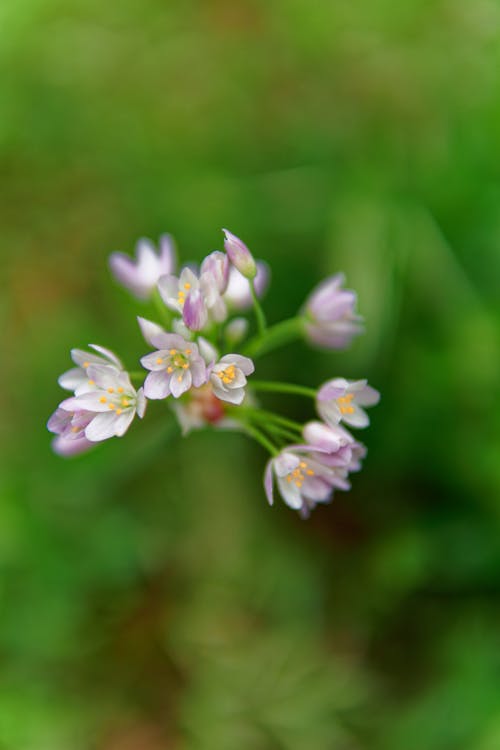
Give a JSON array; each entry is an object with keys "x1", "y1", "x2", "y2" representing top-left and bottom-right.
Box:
[
  {"x1": 216, "y1": 364, "x2": 236, "y2": 385},
  {"x1": 177, "y1": 282, "x2": 192, "y2": 307},
  {"x1": 337, "y1": 393, "x2": 355, "y2": 415},
  {"x1": 98, "y1": 392, "x2": 133, "y2": 416},
  {"x1": 285, "y1": 460, "x2": 314, "y2": 488}
]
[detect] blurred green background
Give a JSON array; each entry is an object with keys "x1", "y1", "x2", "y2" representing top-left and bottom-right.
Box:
[{"x1": 2, "y1": 1, "x2": 500, "y2": 748}]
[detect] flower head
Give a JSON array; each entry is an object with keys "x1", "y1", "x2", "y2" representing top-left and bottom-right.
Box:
[
  {"x1": 58, "y1": 365, "x2": 146, "y2": 442},
  {"x1": 223, "y1": 229, "x2": 256, "y2": 279},
  {"x1": 316, "y1": 378, "x2": 380, "y2": 428},
  {"x1": 210, "y1": 354, "x2": 254, "y2": 405},
  {"x1": 303, "y1": 273, "x2": 363, "y2": 349},
  {"x1": 264, "y1": 446, "x2": 345, "y2": 516},
  {"x1": 58, "y1": 345, "x2": 123, "y2": 395},
  {"x1": 109, "y1": 235, "x2": 176, "y2": 300},
  {"x1": 140, "y1": 333, "x2": 207, "y2": 399}
]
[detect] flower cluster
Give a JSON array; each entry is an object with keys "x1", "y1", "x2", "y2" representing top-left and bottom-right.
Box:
[{"x1": 48, "y1": 229, "x2": 379, "y2": 517}]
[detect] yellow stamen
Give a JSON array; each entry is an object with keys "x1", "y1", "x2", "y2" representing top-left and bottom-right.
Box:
[
  {"x1": 117, "y1": 387, "x2": 124, "y2": 393},
  {"x1": 169, "y1": 349, "x2": 177, "y2": 355},
  {"x1": 156, "y1": 358, "x2": 163, "y2": 365},
  {"x1": 107, "y1": 387, "x2": 114, "y2": 394},
  {"x1": 121, "y1": 398, "x2": 130, "y2": 407},
  {"x1": 184, "y1": 282, "x2": 191, "y2": 290},
  {"x1": 167, "y1": 366, "x2": 173, "y2": 373},
  {"x1": 99, "y1": 396, "x2": 107, "y2": 404},
  {"x1": 83, "y1": 361, "x2": 90, "y2": 368},
  {"x1": 182, "y1": 363, "x2": 189, "y2": 370},
  {"x1": 185, "y1": 348, "x2": 192, "y2": 355},
  {"x1": 177, "y1": 375, "x2": 183, "y2": 382},
  {"x1": 116, "y1": 408, "x2": 122, "y2": 415},
  {"x1": 340, "y1": 406, "x2": 355, "y2": 415},
  {"x1": 306, "y1": 469, "x2": 314, "y2": 476},
  {"x1": 299, "y1": 461, "x2": 307, "y2": 468},
  {"x1": 71, "y1": 426, "x2": 79, "y2": 433},
  {"x1": 108, "y1": 403, "x2": 115, "y2": 410},
  {"x1": 88, "y1": 379, "x2": 95, "y2": 386}
]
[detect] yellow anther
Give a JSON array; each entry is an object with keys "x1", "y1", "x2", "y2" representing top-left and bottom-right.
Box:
[
  {"x1": 184, "y1": 282, "x2": 191, "y2": 290},
  {"x1": 117, "y1": 387, "x2": 124, "y2": 393},
  {"x1": 156, "y1": 358, "x2": 163, "y2": 365},
  {"x1": 306, "y1": 469, "x2": 314, "y2": 476},
  {"x1": 185, "y1": 348, "x2": 192, "y2": 355},
  {"x1": 108, "y1": 403, "x2": 115, "y2": 410},
  {"x1": 299, "y1": 461, "x2": 307, "y2": 468},
  {"x1": 295, "y1": 481, "x2": 303, "y2": 488},
  {"x1": 182, "y1": 363, "x2": 189, "y2": 370},
  {"x1": 71, "y1": 426, "x2": 79, "y2": 433},
  {"x1": 83, "y1": 361, "x2": 90, "y2": 368},
  {"x1": 217, "y1": 371, "x2": 224, "y2": 378},
  {"x1": 88, "y1": 379, "x2": 95, "y2": 386},
  {"x1": 223, "y1": 377, "x2": 232, "y2": 384},
  {"x1": 121, "y1": 398, "x2": 130, "y2": 407},
  {"x1": 340, "y1": 406, "x2": 355, "y2": 415},
  {"x1": 286, "y1": 476, "x2": 292, "y2": 483},
  {"x1": 177, "y1": 375, "x2": 183, "y2": 382},
  {"x1": 169, "y1": 349, "x2": 177, "y2": 355},
  {"x1": 107, "y1": 387, "x2": 114, "y2": 394},
  {"x1": 116, "y1": 408, "x2": 123, "y2": 415},
  {"x1": 167, "y1": 366, "x2": 173, "y2": 373},
  {"x1": 99, "y1": 396, "x2": 107, "y2": 404}
]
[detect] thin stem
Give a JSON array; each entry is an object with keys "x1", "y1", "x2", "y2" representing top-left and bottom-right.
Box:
[
  {"x1": 242, "y1": 316, "x2": 304, "y2": 359},
  {"x1": 250, "y1": 380, "x2": 317, "y2": 399},
  {"x1": 240, "y1": 407, "x2": 303, "y2": 433},
  {"x1": 241, "y1": 422, "x2": 279, "y2": 456},
  {"x1": 250, "y1": 279, "x2": 267, "y2": 336}
]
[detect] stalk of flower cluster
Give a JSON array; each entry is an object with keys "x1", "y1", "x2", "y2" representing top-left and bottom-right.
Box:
[{"x1": 242, "y1": 316, "x2": 304, "y2": 358}]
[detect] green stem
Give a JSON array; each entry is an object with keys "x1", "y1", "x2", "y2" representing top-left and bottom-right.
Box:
[
  {"x1": 250, "y1": 380, "x2": 317, "y2": 399},
  {"x1": 241, "y1": 422, "x2": 279, "y2": 456},
  {"x1": 242, "y1": 316, "x2": 304, "y2": 359},
  {"x1": 240, "y1": 407, "x2": 303, "y2": 433},
  {"x1": 250, "y1": 279, "x2": 267, "y2": 336}
]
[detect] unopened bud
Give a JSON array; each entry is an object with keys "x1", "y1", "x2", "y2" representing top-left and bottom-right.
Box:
[{"x1": 222, "y1": 229, "x2": 257, "y2": 280}]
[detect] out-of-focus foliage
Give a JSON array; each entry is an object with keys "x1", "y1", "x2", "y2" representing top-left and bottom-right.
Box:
[{"x1": 1, "y1": 1, "x2": 500, "y2": 748}]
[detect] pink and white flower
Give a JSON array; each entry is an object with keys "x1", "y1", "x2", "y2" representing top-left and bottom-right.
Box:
[
  {"x1": 47, "y1": 407, "x2": 95, "y2": 456},
  {"x1": 158, "y1": 264, "x2": 226, "y2": 331},
  {"x1": 316, "y1": 378, "x2": 380, "y2": 429},
  {"x1": 303, "y1": 273, "x2": 364, "y2": 349},
  {"x1": 264, "y1": 446, "x2": 346, "y2": 515},
  {"x1": 209, "y1": 354, "x2": 254, "y2": 405},
  {"x1": 140, "y1": 333, "x2": 207, "y2": 399},
  {"x1": 58, "y1": 345, "x2": 123, "y2": 395},
  {"x1": 223, "y1": 229, "x2": 256, "y2": 279},
  {"x1": 59, "y1": 365, "x2": 147, "y2": 441},
  {"x1": 109, "y1": 235, "x2": 176, "y2": 300}
]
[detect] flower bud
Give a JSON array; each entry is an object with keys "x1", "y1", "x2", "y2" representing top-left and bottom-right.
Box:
[{"x1": 222, "y1": 229, "x2": 257, "y2": 280}]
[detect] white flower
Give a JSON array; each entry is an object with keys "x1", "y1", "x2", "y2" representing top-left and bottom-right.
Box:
[
  {"x1": 140, "y1": 334, "x2": 207, "y2": 399},
  {"x1": 60, "y1": 365, "x2": 147, "y2": 441},
  {"x1": 316, "y1": 378, "x2": 380, "y2": 428},
  {"x1": 210, "y1": 354, "x2": 254, "y2": 405},
  {"x1": 58, "y1": 345, "x2": 123, "y2": 395}
]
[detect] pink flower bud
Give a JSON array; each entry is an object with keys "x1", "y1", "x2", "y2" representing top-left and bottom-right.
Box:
[{"x1": 222, "y1": 229, "x2": 257, "y2": 280}]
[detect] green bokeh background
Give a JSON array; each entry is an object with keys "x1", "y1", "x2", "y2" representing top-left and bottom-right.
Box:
[{"x1": 2, "y1": 1, "x2": 500, "y2": 748}]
